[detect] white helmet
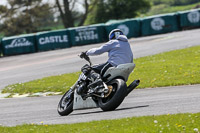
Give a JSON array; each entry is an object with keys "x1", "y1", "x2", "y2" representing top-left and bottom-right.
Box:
[{"x1": 109, "y1": 29, "x2": 124, "y2": 40}]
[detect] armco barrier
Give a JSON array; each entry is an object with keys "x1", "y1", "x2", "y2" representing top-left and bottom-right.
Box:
[
  {"x1": 1, "y1": 34, "x2": 36, "y2": 56},
  {"x1": 141, "y1": 13, "x2": 180, "y2": 36},
  {"x1": 36, "y1": 29, "x2": 71, "y2": 51},
  {"x1": 179, "y1": 9, "x2": 200, "y2": 29},
  {"x1": 68, "y1": 24, "x2": 107, "y2": 46},
  {"x1": 105, "y1": 18, "x2": 141, "y2": 38}
]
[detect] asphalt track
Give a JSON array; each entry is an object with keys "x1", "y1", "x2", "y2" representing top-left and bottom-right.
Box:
[
  {"x1": 0, "y1": 85, "x2": 200, "y2": 126},
  {"x1": 0, "y1": 29, "x2": 200, "y2": 126}
]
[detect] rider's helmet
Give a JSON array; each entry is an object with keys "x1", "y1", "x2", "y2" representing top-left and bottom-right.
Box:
[{"x1": 109, "y1": 29, "x2": 124, "y2": 40}]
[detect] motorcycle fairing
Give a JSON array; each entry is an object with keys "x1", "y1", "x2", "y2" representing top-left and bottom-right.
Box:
[
  {"x1": 103, "y1": 63, "x2": 135, "y2": 82},
  {"x1": 73, "y1": 90, "x2": 98, "y2": 110}
]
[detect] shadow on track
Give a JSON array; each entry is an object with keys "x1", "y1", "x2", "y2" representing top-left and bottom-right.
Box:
[
  {"x1": 115, "y1": 105, "x2": 149, "y2": 111},
  {"x1": 70, "y1": 105, "x2": 149, "y2": 116}
]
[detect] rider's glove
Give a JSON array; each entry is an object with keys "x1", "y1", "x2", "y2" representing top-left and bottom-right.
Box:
[{"x1": 80, "y1": 51, "x2": 87, "y2": 59}]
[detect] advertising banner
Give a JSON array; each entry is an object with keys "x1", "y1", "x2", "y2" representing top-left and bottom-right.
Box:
[
  {"x1": 36, "y1": 29, "x2": 71, "y2": 51},
  {"x1": 1, "y1": 34, "x2": 36, "y2": 56},
  {"x1": 141, "y1": 13, "x2": 180, "y2": 36},
  {"x1": 105, "y1": 18, "x2": 141, "y2": 38},
  {"x1": 68, "y1": 24, "x2": 107, "y2": 46},
  {"x1": 179, "y1": 9, "x2": 200, "y2": 28},
  {"x1": 0, "y1": 38, "x2": 2, "y2": 56}
]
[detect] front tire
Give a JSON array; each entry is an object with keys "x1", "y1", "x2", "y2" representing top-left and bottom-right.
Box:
[
  {"x1": 57, "y1": 90, "x2": 74, "y2": 116},
  {"x1": 98, "y1": 79, "x2": 127, "y2": 111}
]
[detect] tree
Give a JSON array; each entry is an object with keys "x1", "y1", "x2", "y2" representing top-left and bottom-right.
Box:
[
  {"x1": 85, "y1": 0, "x2": 151, "y2": 25},
  {"x1": 0, "y1": 0, "x2": 54, "y2": 36},
  {"x1": 55, "y1": 0, "x2": 97, "y2": 28}
]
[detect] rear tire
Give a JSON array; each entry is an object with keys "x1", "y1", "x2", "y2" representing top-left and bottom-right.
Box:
[
  {"x1": 98, "y1": 79, "x2": 127, "y2": 111},
  {"x1": 57, "y1": 90, "x2": 74, "y2": 116}
]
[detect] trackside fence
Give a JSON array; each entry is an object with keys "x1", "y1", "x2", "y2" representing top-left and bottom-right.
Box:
[
  {"x1": 36, "y1": 29, "x2": 71, "y2": 52},
  {"x1": 178, "y1": 9, "x2": 200, "y2": 29},
  {"x1": 68, "y1": 24, "x2": 107, "y2": 46},
  {"x1": 0, "y1": 38, "x2": 2, "y2": 57},
  {"x1": 1, "y1": 34, "x2": 36, "y2": 56},
  {"x1": 141, "y1": 13, "x2": 180, "y2": 36},
  {"x1": 105, "y1": 18, "x2": 141, "y2": 38}
]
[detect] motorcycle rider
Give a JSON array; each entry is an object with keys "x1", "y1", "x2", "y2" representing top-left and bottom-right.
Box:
[{"x1": 79, "y1": 29, "x2": 133, "y2": 94}]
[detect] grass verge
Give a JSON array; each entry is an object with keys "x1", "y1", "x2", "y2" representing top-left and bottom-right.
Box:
[
  {"x1": 2, "y1": 45, "x2": 200, "y2": 95},
  {"x1": 142, "y1": 2, "x2": 200, "y2": 17},
  {"x1": 0, "y1": 113, "x2": 200, "y2": 132}
]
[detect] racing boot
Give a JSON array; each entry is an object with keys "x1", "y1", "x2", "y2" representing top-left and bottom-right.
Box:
[
  {"x1": 87, "y1": 71, "x2": 104, "y2": 93},
  {"x1": 77, "y1": 64, "x2": 92, "y2": 94}
]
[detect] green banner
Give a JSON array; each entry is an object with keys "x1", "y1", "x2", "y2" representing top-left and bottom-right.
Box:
[
  {"x1": 68, "y1": 24, "x2": 107, "y2": 46},
  {"x1": 0, "y1": 39, "x2": 3, "y2": 57},
  {"x1": 1, "y1": 34, "x2": 36, "y2": 56},
  {"x1": 0, "y1": 38, "x2": 2, "y2": 57},
  {"x1": 105, "y1": 18, "x2": 141, "y2": 38},
  {"x1": 141, "y1": 13, "x2": 180, "y2": 36},
  {"x1": 36, "y1": 29, "x2": 71, "y2": 51},
  {"x1": 179, "y1": 9, "x2": 200, "y2": 28}
]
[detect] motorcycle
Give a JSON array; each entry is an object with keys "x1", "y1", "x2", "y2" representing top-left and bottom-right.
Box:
[{"x1": 57, "y1": 54, "x2": 140, "y2": 116}]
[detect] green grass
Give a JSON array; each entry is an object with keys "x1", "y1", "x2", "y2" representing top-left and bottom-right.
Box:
[
  {"x1": 2, "y1": 45, "x2": 200, "y2": 95},
  {"x1": 142, "y1": 2, "x2": 200, "y2": 17},
  {"x1": 128, "y1": 45, "x2": 200, "y2": 88},
  {"x1": 1, "y1": 72, "x2": 81, "y2": 94},
  {"x1": 0, "y1": 113, "x2": 200, "y2": 132}
]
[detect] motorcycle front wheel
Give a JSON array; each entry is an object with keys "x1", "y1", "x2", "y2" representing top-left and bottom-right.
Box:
[
  {"x1": 98, "y1": 79, "x2": 127, "y2": 111},
  {"x1": 57, "y1": 90, "x2": 74, "y2": 116}
]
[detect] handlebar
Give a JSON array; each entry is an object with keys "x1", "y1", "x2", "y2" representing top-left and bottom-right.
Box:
[
  {"x1": 79, "y1": 53, "x2": 92, "y2": 66},
  {"x1": 84, "y1": 55, "x2": 92, "y2": 66}
]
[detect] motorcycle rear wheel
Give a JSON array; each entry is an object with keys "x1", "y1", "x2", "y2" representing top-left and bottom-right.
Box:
[
  {"x1": 57, "y1": 90, "x2": 74, "y2": 116},
  {"x1": 98, "y1": 79, "x2": 127, "y2": 111}
]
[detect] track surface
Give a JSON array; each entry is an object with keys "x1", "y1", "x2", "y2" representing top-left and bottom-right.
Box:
[
  {"x1": 0, "y1": 85, "x2": 200, "y2": 126},
  {"x1": 0, "y1": 29, "x2": 200, "y2": 126}
]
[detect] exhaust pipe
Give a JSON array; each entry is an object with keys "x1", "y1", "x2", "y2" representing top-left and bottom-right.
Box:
[{"x1": 126, "y1": 80, "x2": 140, "y2": 96}]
